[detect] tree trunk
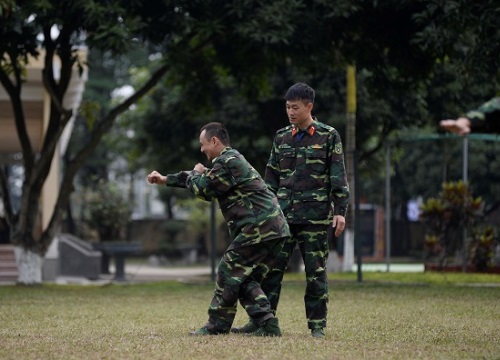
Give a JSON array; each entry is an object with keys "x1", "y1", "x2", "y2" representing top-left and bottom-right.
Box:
[{"x1": 14, "y1": 246, "x2": 43, "y2": 284}]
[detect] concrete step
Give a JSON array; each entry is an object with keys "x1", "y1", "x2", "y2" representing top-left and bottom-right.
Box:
[
  {"x1": 0, "y1": 245, "x2": 16, "y2": 256},
  {"x1": 0, "y1": 270, "x2": 18, "y2": 277},
  {"x1": 0, "y1": 263, "x2": 17, "y2": 268},
  {"x1": 0, "y1": 265, "x2": 18, "y2": 271},
  {"x1": 0, "y1": 245, "x2": 18, "y2": 282}
]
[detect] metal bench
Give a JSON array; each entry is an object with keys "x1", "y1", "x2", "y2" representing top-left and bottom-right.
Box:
[{"x1": 93, "y1": 242, "x2": 142, "y2": 281}]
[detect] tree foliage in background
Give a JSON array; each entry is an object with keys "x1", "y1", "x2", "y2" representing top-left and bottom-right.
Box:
[
  {"x1": 82, "y1": 179, "x2": 132, "y2": 242},
  {"x1": 131, "y1": 0, "x2": 499, "y2": 207},
  {"x1": 69, "y1": 47, "x2": 152, "y2": 185}
]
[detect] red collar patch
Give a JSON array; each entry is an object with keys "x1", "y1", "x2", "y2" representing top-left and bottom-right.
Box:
[{"x1": 292, "y1": 125, "x2": 316, "y2": 136}]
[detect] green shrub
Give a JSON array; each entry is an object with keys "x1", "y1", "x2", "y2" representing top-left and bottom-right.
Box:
[
  {"x1": 83, "y1": 180, "x2": 132, "y2": 242},
  {"x1": 420, "y1": 180, "x2": 498, "y2": 271}
]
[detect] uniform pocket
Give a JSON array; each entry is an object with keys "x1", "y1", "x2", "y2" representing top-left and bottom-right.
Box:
[
  {"x1": 278, "y1": 148, "x2": 296, "y2": 171},
  {"x1": 305, "y1": 148, "x2": 327, "y2": 173}
]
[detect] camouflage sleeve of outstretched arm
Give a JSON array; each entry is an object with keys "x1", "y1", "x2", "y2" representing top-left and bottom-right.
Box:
[
  {"x1": 329, "y1": 130, "x2": 350, "y2": 217},
  {"x1": 165, "y1": 171, "x2": 190, "y2": 188},
  {"x1": 186, "y1": 162, "x2": 234, "y2": 201},
  {"x1": 264, "y1": 137, "x2": 280, "y2": 194},
  {"x1": 466, "y1": 97, "x2": 500, "y2": 133}
]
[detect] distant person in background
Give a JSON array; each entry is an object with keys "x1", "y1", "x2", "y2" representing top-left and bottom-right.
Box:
[{"x1": 440, "y1": 97, "x2": 500, "y2": 135}]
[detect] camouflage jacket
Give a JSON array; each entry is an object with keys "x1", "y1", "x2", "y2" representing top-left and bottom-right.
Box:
[
  {"x1": 166, "y1": 148, "x2": 290, "y2": 249},
  {"x1": 265, "y1": 119, "x2": 350, "y2": 225},
  {"x1": 466, "y1": 97, "x2": 500, "y2": 134}
]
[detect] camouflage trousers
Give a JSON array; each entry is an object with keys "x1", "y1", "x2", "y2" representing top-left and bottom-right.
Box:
[
  {"x1": 239, "y1": 224, "x2": 329, "y2": 330},
  {"x1": 203, "y1": 237, "x2": 285, "y2": 333}
]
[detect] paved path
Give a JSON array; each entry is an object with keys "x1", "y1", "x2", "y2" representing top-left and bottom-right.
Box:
[
  {"x1": 118, "y1": 264, "x2": 213, "y2": 282},
  {"x1": 54, "y1": 262, "x2": 425, "y2": 285},
  {"x1": 55, "y1": 265, "x2": 213, "y2": 285},
  {"x1": 351, "y1": 263, "x2": 424, "y2": 273}
]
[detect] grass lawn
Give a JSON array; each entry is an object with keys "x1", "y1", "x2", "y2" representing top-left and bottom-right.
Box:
[{"x1": 0, "y1": 272, "x2": 499, "y2": 359}]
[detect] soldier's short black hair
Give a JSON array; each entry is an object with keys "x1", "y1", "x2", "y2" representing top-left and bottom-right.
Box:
[
  {"x1": 200, "y1": 122, "x2": 230, "y2": 146},
  {"x1": 285, "y1": 83, "x2": 315, "y2": 104}
]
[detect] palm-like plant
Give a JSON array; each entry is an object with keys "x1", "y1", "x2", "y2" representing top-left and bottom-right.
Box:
[{"x1": 420, "y1": 181, "x2": 485, "y2": 270}]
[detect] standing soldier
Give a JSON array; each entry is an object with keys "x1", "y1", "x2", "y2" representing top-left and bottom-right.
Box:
[
  {"x1": 147, "y1": 122, "x2": 290, "y2": 336},
  {"x1": 233, "y1": 82, "x2": 350, "y2": 338},
  {"x1": 440, "y1": 97, "x2": 500, "y2": 135}
]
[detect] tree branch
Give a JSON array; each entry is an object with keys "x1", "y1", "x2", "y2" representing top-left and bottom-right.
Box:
[
  {"x1": 40, "y1": 62, "x2": 170, "y2": 249},
  {"x1": 0, "y1": 55, "x2": 35, "y2": 170},
  {"x1": 41, "y1": 25, "x2": 70, "y2": 117}
]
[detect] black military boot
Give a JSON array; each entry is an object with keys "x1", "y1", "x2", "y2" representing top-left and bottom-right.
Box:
[
  {"x1": 250, "y1": 317, "x2": 282, "y2": 337},
  {"x1": 231, "y1": 320, "x2": 258, "y2": 334},
  {"x1": 311, "y1": 327, "x2": 325, "y2": 338},
  {"x1": 189, "y1": 324, "x2": 227, "y2": 336}
]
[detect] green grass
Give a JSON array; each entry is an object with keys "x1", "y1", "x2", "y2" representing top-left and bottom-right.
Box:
[{"x1": 0, "y1": 273, "x2": 499, "y2": 360}]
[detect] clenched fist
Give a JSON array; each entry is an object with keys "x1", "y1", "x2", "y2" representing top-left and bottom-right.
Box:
[{"x1": 147, "y1": 170, "x2": 167, "y2": 185}]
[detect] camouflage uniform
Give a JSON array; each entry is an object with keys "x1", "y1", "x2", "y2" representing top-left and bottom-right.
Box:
[
  {"x1": 465, "y1": 97, "x2": 500, "y2": 133},
  {"x1": 239, "y1": 119, "x2": 349, "y2": 330},
  {"x1": 166, "y1": 147, "x2": 290, "y2": 334}
]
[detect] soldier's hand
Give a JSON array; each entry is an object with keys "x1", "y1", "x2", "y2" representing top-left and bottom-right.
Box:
[
  {"x1": 439, "y1": 117, "x2": 471, "y2": 135},
  {"x1": 193, "y1": 163, "x2": 207, "y2": 174},
  {"x1": 332, "y1": 215, "x2": 346, "y2": 237},
  {"x1": 147, "y1": 170, "x2": 167, "y2": 185}
]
